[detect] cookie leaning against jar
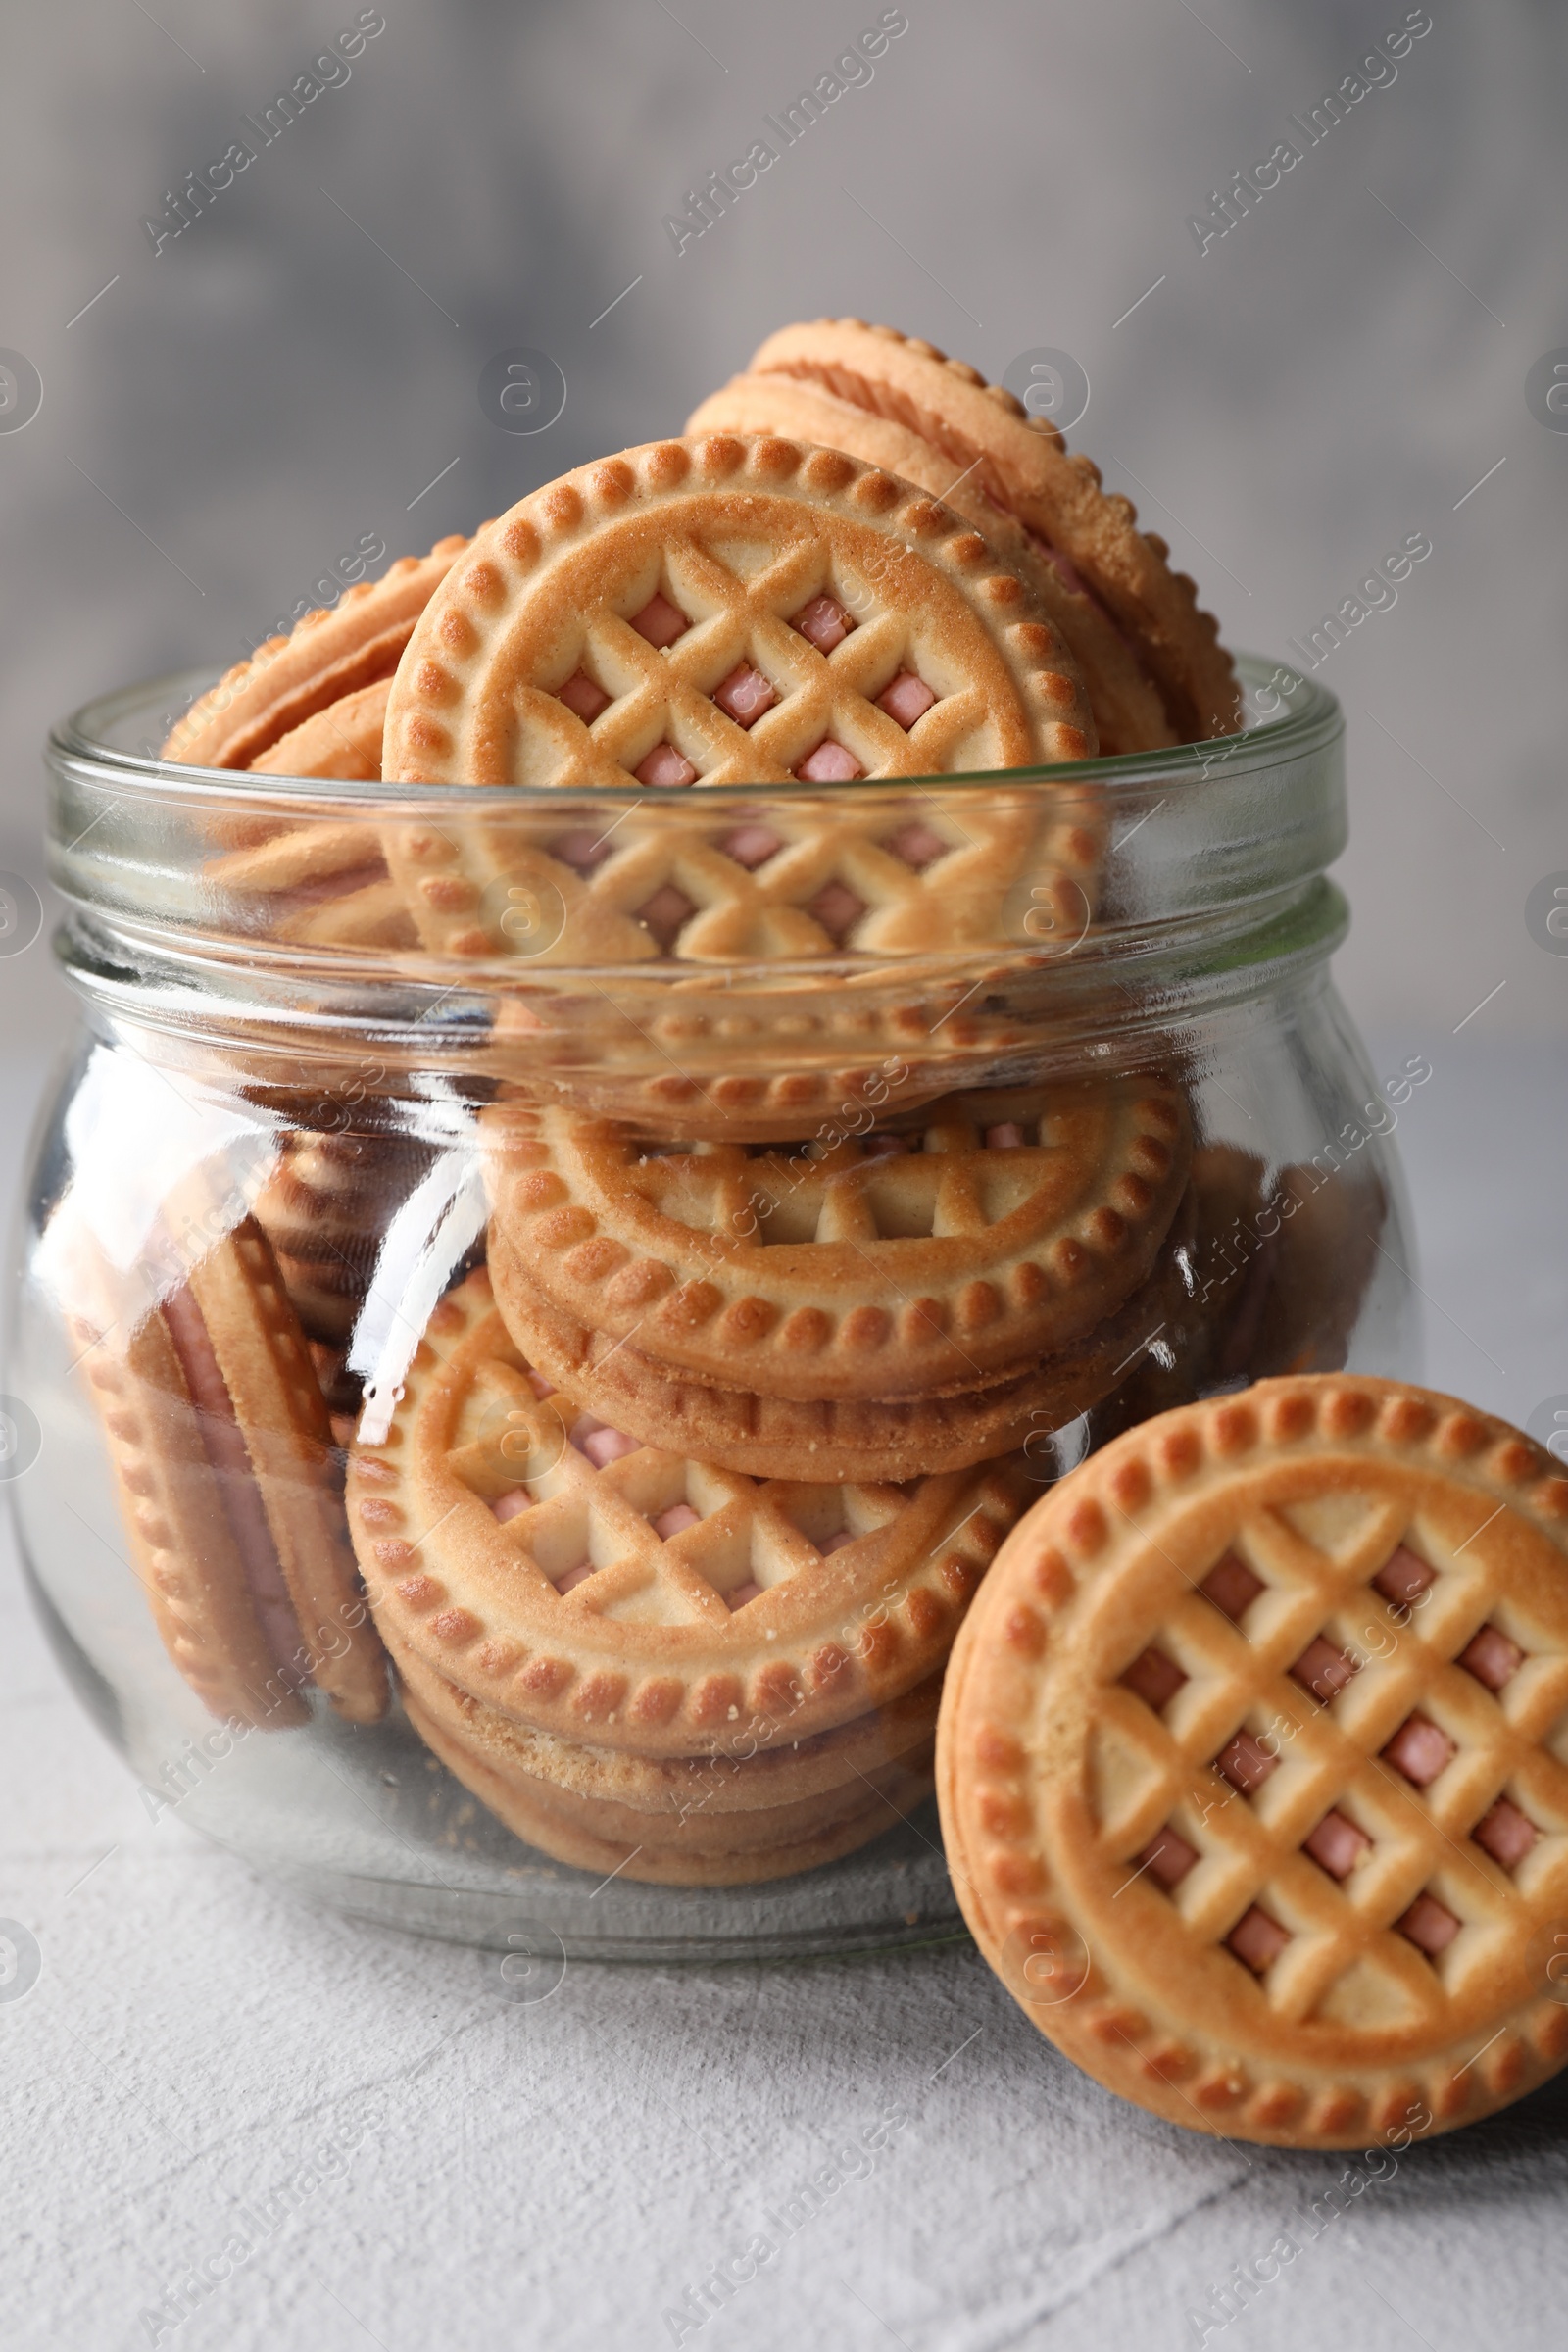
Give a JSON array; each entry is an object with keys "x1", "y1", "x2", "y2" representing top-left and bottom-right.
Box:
[
  {"x1": 937, "y1": 1375, "x2": 1568, "y2": 2148},
  {"x1": 689, "y1": 318, "x2": 1241, "y2": 749},
  {"x1": 375, "y1": 432, "x2": 1100, "y2": 962}
]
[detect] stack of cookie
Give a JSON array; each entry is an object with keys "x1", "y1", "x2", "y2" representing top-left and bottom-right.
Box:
[
  {"x1": 115, "y1": 318, "x2": 1265, "y2": 1882},
  {"x1": 337, "y1": 1084, "x2": 1200, "y2": 1882},
  {"x1": 347, "y1": 1267, "x2": 1027, "y2": 1883}
]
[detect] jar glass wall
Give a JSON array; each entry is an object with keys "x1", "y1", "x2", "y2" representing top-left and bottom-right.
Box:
[{"x1": 8, "y1": 659, "x2": 1417, "y2": 1958}]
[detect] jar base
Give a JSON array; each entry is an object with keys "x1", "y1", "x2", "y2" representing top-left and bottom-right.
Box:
[{"x1": 249, "y1": 1812, "x2": 968, "y2": 1965}]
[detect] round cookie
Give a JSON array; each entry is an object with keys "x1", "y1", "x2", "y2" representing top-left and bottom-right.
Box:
[
  {"x1": 164, "y1": 534, "x2": 468, "y2": 770},
  {"x1": 403, "y1": 1690, "x2": 917, "y2": 1886},
  {"x1": 394, "y1": 1636, "x2": 934, "y2": 1850},
  {"x1": 383, "y1": 433, "x2": 1094, "y2": 804},
  {"x1": 688, "y1": 368, "x2": 1173, "y2": 757},
  {"x1": 734, "y1": 319, "x2": 1239, "y2": 743},
  {"x1": 249, "y1": 677, "x2": 392, "y2": 781},
  {"x1": 485, "y1": 1215, "x2": 1190, "y2": 1485},
  {"x1": 382, "y1": 1619, "x2": 945, "y2": 1815},
  {"x1": 483, "y1": 1078, "x2": 1191, "y2": 1401},
  {"x1": 938, "y1": 1375, "x2": 1568, "y2": 2147},
  {"x1": 347, "y1": 1268, "x2": 1028, "y2": 1754},
  {"x1": 68, "y1": 1216, "x2": 388, "y2": 1728}
]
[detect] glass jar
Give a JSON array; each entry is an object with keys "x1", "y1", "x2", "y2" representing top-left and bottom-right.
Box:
[{"x1": 9, "y1": 658, "x2": 1416, "y2": 1961}]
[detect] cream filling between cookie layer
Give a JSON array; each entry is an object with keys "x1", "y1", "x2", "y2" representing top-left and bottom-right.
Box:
[{"x1": 162, "y1": 1284, "x2": 309, "y2": 1690}]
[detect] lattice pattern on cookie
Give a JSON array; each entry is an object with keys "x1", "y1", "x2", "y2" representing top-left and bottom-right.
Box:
[
  {"x1": 740, "y1": 318, "x2": 1241, "y2": 742},
  {"x1": 349, "y1": 1267, "x2": 1026, "y2": 1755},
  {"x1": 384, "y1": 435, "x2": 1092, "y2": 794},
  {"x1": 1110, "y1": 1500, "x2": 1568, "y2": 2030},
  {"x1": 380, "y1": 777, "x2": 1096, "y2": 965},
  {"x1": 483, "y1": 1077, "x2": 1189, "y2": 1400},
  {"x1": 197, "y1": 771, "x2": 1097, "y2": 968},
  {"x1": 940, "y1": 1377, "x2": 1568, "y2": 2148}
]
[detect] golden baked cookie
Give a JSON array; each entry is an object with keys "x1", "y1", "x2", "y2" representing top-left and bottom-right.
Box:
[
  {"x1": 381, "y1": 1620, "x2": 944, "y2": 1817},
  {"x1": 383, "y1": 433, "x2": 1093, "y2": 799},
  {"x1": 248, "y1": 677, "x2": 391, "y2": 781},
  {"x1": 483, "y1": 1231, "x2": 1126, "y2": 1483},
  {"x1": 483, "y1": 1078, "x2": 1190, "y2": 1401},
  {"x1": 403, "y1": 1690, "x2": 918, "y2": 1885},
  {"x1": 393, "y1": 1635, "x2": 933, "y2": 1850},
  {"x1": 204, "y1": 821, "x2": 417, "y2": 949},
  {"x1": 688, "y1": 368, "x2": 1174, "y2": 757},
  {"x1": 730, "y1": 319, "x2": 1239, "y2": 742},
  {"x1": 164, "y1": 535, "x2": 467, "y2": 771},
  {"x1": 376, "y1": 777, "x2": 1096, "y2": 969},
  {"x1": 347, "y1": 1268, "x2": 1026, "y2": 1754},
  {"x1": 938, "y1": 1375, "x2": 1568, "y2": 2146},
  {"x1": 68, "y1": 1218, "x2": 388, "y2": 1728}
]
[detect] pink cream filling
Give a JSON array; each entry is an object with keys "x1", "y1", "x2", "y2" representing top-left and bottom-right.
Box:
[
  {"x1": 713, "y1": 663, "x2": 777, "y2": 728},
  {"x1": 629, "y1": 592, "x2": 689, "y2": 649},
  {"x1": 1200, "y1": 1551, "x2": 1263, "y2": 1623},
  {"x1": 1291, "y1": 1636, "x2": 1357, "y2": 1703},
  {"x1": 1397, "y1": 1891, "x2": 1460, "y2": 1958},
  {"x1": 1139, "y1": 1823, "x2": 1199, "y2": 1890},
  {"x1": 161, "y1": 1283, "x2": 308, "y2": 1688},
  {"x1": 876, "y1": 671, "x2": 937, "y2": 730},
  {"x1": 1383, "y1": 1713, "x2": 1454, "y2": 1789},
  {"x1": 796, "y1": 740, "x2": 863, "y2": 785},
  {"x1": 1373, "y1": 1544, "x2": 1435, "y2": 1612},
  {"x1": 653, "y1": 1502, "x2": 701, "y2": 1540},
  {"x1": 1214, "y1": 1731, "x2": 1277, "y2": 1797},
  {"x1": 1018, "y1": 521, "x2": 1152, "y2": 682},
  {"x1": 1304, "y1": 1810, "x2": 1371, "y2": 1881},
  {"x1": 1458, "y1": 1625, "x2": 1524, "y2": 1690},
  {"x1": 636, "y1": 882, "x2": 697, "y2": 950},
  {"x1": 720, "y1": 822, "x2": 784, "y2": 869},
  {"x1": 885, "y1": 820, "x2": 948, "y2": 871},
  {"x1": 568, "y1": 1413, "x2": 641, "y2": 1468},
  {"x1": 792, "y1": 593, "x2": 856, "y2": 655},
  {"x1": 1227, "y1": 1905, "x2": 1290, "y2": 1974},
  {"x1": 805, "y1": 877, "x2": 867, "y2": 941},
  {"x1": 1122, "y1": 1647, "x2": 1187, "y2": 1712},
  {"x1": 1473, "y1": 1797, "x2": 1537, "y2": 1871},
  {"x1": 559, "y1": 670, "x2": 612, "y2": 723},
  {"x1": 550, "y1": 828, "x2": 614, "y2": 875},
  {"x1": 635, "y1": 743, "x2": 700, "y2": 789}
]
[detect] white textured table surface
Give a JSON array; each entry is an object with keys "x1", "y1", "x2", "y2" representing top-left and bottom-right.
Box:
[{"x1": 4, "y1": 1032, "x2": 1567, "y2": 2352}]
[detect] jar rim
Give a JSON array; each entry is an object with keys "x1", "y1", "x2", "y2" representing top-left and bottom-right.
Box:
[{"x1": 50, "y1": 652, "x2": 1338, "y2": 810}]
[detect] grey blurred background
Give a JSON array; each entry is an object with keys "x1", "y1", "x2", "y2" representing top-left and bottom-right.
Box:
[{"x1": 1, "y1": 0, "x2": 1563, "y2": 1070}]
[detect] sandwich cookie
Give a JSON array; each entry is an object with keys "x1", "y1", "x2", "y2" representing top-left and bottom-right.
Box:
[
  {"x1": 381, "y1": 1619, "x2": 944, "y2": 1817},
  {"x1": 688, "y1": 367, "x2": 1174, "y2": 757},
  {"x1": 726, "y1": 319, "x2": 1239, "y2": 742},
  {"x1": 483, "y1": 1079, "x2": 1191, "y2": 1402},
  {"x1": 401, "y1": 1693, "x2": 918, "y2": 1886},
  {"x1": 377, "y1": 433, "x2": 1099, "y2": 965},
  {"x1": 164, "y1": 534, "x2": 468, "y2": 772},
  {"x1": 938, "y1": 1375, "x2": 1568, "y2": 2146},
  {"x1": 71, "y1": 1218, "x2": 388, "y2": 1728},
  {"x1": 347, "y1": 1269, "x2": 1027, "y2": 1755},
  {"x1": 201, "y1": 677, "x2": 419, "y2": 951},
  {"x1": 393, "y1": 1638, "x2": 934, "y2": 1849}
]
